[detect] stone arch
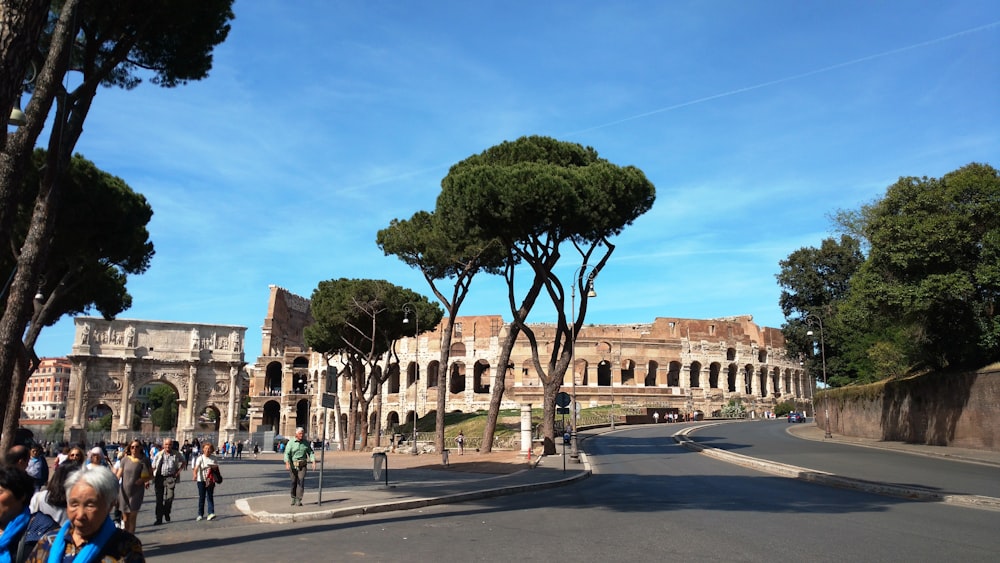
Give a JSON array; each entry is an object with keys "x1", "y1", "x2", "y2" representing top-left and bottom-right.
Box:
[
  {"x1": 726, "y1": 347, "x2": 737, "y2": 361},
  {"x1": 758, "y1": 349, "x2": 768, "y2": 363},
  {"x1": 727, "y1": 363, "x2": 738, "y2": 392},
  {"x1": 758, "y1": 366, "x2": 768, "y2": 396},
  {"x1": 473, "y1": 360, "x2": 490, "y2": 393},
  {"x1": 427, "y1": 361, "x2": 440, "y2": 388},
  {"x1": 621, "y1": 359, "x2": 635, "y2": 386},
  {"x1": 389, "y1": 362, "x2": 402, "y2": 394},
  {"x1": 709, "y1": 362, "x2": 721, "y2": 389},
  {"x1": 450, "y1": 342, "x2": 466, "y2": 357},
  {"x1": 743, "y1": 364, "x2": 754, "y2": 394},
  {"x1": 292, "y1": 356, "x2": 308, "y2": 369},
  {"x1": 197, "y1": 404, "x2": 221, "y2": 433},
  {"x1": 645, "y1": 360, "x2": 658, "y2": 387},
  {"x1": 571, "y1": 358, "x2": 591, "y2": 386},
  {"x1": 261, "y1": 400, "x2": 280, "y2": 432},
  {"x1": 132, "y1": 378, "x2": 182, "y2": 435},
  {"x1": 385, "y1": 411, "x2": 401, "y2": 431},
  {"x1": 597, "y1": 360, "x2": 612, "y2": 387},
  {"x1": 667, "y1": 361, "x2": 681, "y2": 387},
  {"x1": 689, "y1": 362, "x2": 702, "y2": 388},
  {"x1": 449, "y1": 362, "x2": 466, "y2": 393},
  {"x1": 771, "y1": 368, "x2": 780, "y2": 397},
  {"x1": 295, "y1": 398, "x2": 310, "y2": 429},
  {"x1": 265, "y1": 361, "x2": 282, "y2": 395}
]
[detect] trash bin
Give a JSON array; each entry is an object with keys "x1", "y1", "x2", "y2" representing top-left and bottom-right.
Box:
[{"x1": 442, "y1": 449, "x2": 449, "y2": 467}]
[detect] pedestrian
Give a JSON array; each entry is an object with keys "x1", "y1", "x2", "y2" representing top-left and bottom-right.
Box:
[
  {"x1": 28, "y1": 464, "x2": 146, "y2": 562},
  {"x1": 86, "y1": 447, "x2": 111, "y2": 469},
  {"x1": 115, "y1": 441, "x2": 151, "y2": 534},
  {"x1": 653, "y1": 412, "x2": 659, "y2": 424},
  {"x1": 5, "y1": 445, "x2": 30, "y2": 472},
  {"x1": 0, "y1": 464, "x2": 37, "y2": 562},
  {"x1": 283, "y1": 427, "x2": 316, "y2": 506},
  {"x1": 236, "y1": 441, "x2": 243, "y2": 459},
  {"x1": 456, "y1": 431, "x2": 465, "y2": 455},
  {"x1": 26, "y1": 444, "x2": 49, "y2": 492},
  {"x1": 30, "y1": 460, "x2": 81, "y2": 527},
  {"x1": 150, "y1": 438, "x2": 182, "y2": 525},
  {"x1": 191, "y1": 442, "x2": 219, "y2": 521},
  {"x1": 252, "y1": 443, "x2": 260, "y2": 460}
]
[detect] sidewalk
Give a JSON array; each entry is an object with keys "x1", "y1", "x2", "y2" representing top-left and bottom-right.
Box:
[
  {"x1": 237, "y1": 448, "x2": 590, "y2": 523},
  {"x1": 238, "y1": 424, "x2": 1000, "y2": 523},
  {"x1": 787, "y1": 423, "x2": 1000, "y2": 467}
]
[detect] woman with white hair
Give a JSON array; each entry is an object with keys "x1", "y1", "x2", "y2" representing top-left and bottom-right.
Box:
[{"x1": 26, "y1": 464, "x2": 145, "y2": 562}]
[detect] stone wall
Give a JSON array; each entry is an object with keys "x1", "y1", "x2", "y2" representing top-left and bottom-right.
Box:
[{"x1": 816, "y1": 368, "x2": 999, "y2": 451}]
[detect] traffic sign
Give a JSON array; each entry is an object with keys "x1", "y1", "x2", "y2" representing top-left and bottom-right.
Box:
[
  {"x1": 321, "y1": 393, "x2": 338, "y2": 409},
  {"x1": 556, "y1": 392, "x2": 571, "y2": 407},
  {"x1": 556, "y1": 407, "x2": 570, "y2": 415}
]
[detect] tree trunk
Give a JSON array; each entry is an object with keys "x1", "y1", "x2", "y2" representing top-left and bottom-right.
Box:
[{"x1": 434, "y1": 323, "x2": 453, "y2": 452}]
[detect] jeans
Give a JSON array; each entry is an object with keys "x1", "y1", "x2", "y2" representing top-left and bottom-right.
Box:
[
  {"x1": 197, "y1": 481, "x2": 215, "y2": 516},
  {"x1": 289, "y1": 466, "x2": 307, "y2": 500}
]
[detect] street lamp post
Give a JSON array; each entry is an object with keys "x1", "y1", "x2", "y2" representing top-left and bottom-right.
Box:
[
  {"x1": 403, "y1": 304, "x2": 419, "y2": 455},
  {"x1": 569, "y1": 265, "x2": 597, "y2": 460},
  {"x1": 805, "y1": 314, "x2": 833, "y2": 439},
  {"x1": 612, "y1": 328, "x2": 622, "y2": 430}
]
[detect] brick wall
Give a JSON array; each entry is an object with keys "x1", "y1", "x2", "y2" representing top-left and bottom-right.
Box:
[{"x1": 816, "y1": 368, "x2": 999, "y2": 451}]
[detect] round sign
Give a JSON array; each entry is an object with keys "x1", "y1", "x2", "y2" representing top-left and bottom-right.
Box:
[{"x1": 556, "y1": 391, "x2": 571, "y2": 408}]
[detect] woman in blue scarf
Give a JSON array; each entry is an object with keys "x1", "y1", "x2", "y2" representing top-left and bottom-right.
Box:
[
  {"x1": 26, "y1": 465, "x2": 144, "y2": 563},
  {"x1": 0, "y1": 465, "x2": 36, "y2": 563}
]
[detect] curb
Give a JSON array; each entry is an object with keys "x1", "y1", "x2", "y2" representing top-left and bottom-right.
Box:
[
  {"x1": 673, "y1": 425, "x2": 1000, "y2": 511},
  {"x1": 237, "y1": 464, "x2": 591, "y2": 523}
]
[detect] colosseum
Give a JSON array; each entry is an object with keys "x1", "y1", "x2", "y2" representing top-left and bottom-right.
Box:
[{"x1": 247, "y1": 286, "x2": 812, "y2": 444}]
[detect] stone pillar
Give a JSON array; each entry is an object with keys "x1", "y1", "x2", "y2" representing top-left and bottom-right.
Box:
[
  {"x1": 186, "y1": 363, "x2": 198, "y2": 428},
  {"x1": 118, "y1": 363, "x2": 133, "y2": 438},
  {"x1": 680, "y1": 363, "x2": 691, "y2": 390},
  {"x1": 519, "y1": 403, "x2": 532, "y2": 458}
]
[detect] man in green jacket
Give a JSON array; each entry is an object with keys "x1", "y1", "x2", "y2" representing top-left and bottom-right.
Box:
[{"x1": 283, "y1": 427, "x2": 316, "y2": 506}]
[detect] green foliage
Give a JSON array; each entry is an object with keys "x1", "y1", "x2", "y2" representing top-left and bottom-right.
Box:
[
  {"x1": 304, "y1": 278, "x2": 444, "y2": 358},
  {"x1": 772, "y1": 401, "x2": 795, "y2": 417},
  {"x1": 98, "y1": 413, "x2": 112, "y2": 431},
  {"x1": 148, "y1": 385, "x2": 177, "y2": 431},
  {"x1": 8, "y1": 151, "x2": 155, "y2": 328},
  {"x1": 780, "y1": 162, "x2": 1000, "y2": 384},
  {"x1": 43, "y1": 419, "x2": 65, "y2": 441},
  {"x1": 719, "y1": 399, "x2": 747, "y2": 418}
]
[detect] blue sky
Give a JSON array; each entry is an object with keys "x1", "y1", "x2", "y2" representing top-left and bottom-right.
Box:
[{"x1": 34, "y1": 0, "x2": 1000, "y2": 358}]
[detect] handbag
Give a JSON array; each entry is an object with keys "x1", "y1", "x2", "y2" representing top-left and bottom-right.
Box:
[{"x1": 208, "y1": 465, "x2": 223, "y2": 485}]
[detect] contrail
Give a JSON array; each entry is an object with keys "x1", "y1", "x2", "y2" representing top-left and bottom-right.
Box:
[{"x1": 566, "y1": 20, "x2": 1000, "y2": 136}]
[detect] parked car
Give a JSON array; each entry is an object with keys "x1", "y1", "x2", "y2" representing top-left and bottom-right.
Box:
[{"x1": 787, "y1": 412, "x2": 805, "y2": 423}]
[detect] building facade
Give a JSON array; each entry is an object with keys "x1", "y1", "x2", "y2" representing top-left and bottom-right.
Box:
[
  {"x1": 21, "y1": 357, "x2": 72, "y2": 420},
  {"x1": 246, "y1": 287, "x2": 811, "y2": 443}
]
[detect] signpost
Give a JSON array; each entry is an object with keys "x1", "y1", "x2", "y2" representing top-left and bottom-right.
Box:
[
  {"x1": 556, "y1": 392, "x2": 571, "y2": 472},
  {"x1": 318, "y1": 393, "x2": 336, "y2": 506}
]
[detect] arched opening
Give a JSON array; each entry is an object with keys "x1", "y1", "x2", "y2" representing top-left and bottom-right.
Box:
[
  {"x1": 295, "y1": 398, "x2": 310, "y2": 429},
  {"x1": 758, "y1": 349, "x2": 768, "y2": 363},
  {"x1": 771, "y1": 368, "x2": 780, "y2": 397},
  {"x1": 597, "y1": 360, "x2": 612, "y2": 387},
  {"x1": 265, "y1": 361, "x2": 282, "y2": 395},
  {"x1": 427, "y1": 361, "x2": 440, "y2": 388},
  {"x1": 668, "y1": 361, "x2": 681, "y2": 387},
  {"x1": 689, "y1": 362, "x2": 702, "y2": 388},
  {"x1": 292, "y1": 356, "x2": 308, "y2": 369},
  {"x1": 197, "y1": 405, "x2": 221, "y2": 433},
  {"x1": 450, "y1": 342, "x2": 466, "y2": 357},
  {"x1": 388, "y1": 362, "x2": 401, "y2": 394},
  {"x1": 727, "y1": 363, "x2": 738, "y2": 393},
  {"x1": 758, "y1": 366, "x2": 769, "y2": 397},
  {"x1": 473, "y1": 359, "x2": 490, "y2": 394},
  {"x1": 262, "y1": 401, "x2": 281, "y2": 432},
  {"x1": 645, "y1": 360, "x2": 658, "y2": 387},
  {"x1": 726, "y1": 347, "x2": 737, "y2": 361},
  {"x1": 621, "y1": 359, "x2": 635, "y2": 386},
  {"x1": 709, "y1": 362, "x2": 721, "y2": 389},
  {"x1": 133, "y1": 380, "x2": 180, "y2": 436},
  {"x1": 449, "y1": 362, "x2": 466, "y2": 393},
  {"x1": 743, "y1": 364, "x2": 754, "y2": 394}
]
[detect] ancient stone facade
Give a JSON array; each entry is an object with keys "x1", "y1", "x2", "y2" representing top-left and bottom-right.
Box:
[
  {"x1": 246, "y1": 287, "x2": 811, "y2": 442},
  {"x1": 66, "y1": 318, "x2": 248, "y2": 445}
]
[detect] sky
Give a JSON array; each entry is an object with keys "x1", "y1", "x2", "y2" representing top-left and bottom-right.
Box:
[{"x1": 32, "y1": 0, "x2": 1000, "y2": 358}]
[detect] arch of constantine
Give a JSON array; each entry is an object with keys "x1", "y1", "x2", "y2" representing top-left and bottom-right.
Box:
[
  {"x1": 246, "y1": 287, "x2": 811, "y2": 442},
  {"x1": 65, "y1": 318, "x2": 248, "y2": 445}
]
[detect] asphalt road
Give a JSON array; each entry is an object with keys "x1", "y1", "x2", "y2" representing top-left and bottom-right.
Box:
[
  {"x1": 686, "y1": 419, "x2": 1000, "y2": 498},
  {"x1": 139, "y1": 424, "x2": 1000, "y2": 561}
]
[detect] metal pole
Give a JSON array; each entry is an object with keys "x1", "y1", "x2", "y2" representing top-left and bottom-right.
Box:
[
  {"x1": 570, "y1": 284, "x2": 578, "y2": 460},
  {"x1": 806, "y1": 314, "x2": 833, "y2": 438},
  {"x1": 318, "y1": 406, "x2": 326, "y2": 506},
  {"x1": 403, "y1": 304, "x2": 419, "y2": 455}
]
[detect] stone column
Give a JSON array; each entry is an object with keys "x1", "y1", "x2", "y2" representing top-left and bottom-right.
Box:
[
  {"x1": 680, "y1": 363, "x2": 691, "y2": 390},
  {"x1": 519, "y1": 403, "x2": 533, "y2": 458},
  {"x1": 186, "y1": 363, "x2": 198, "y2": 428},
  {"x1": 227, "y1": 365, "x2": 238, "y2": 428},
  {"x1": 119, "y1": 363, "x2": 133, "y2": 430}
]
